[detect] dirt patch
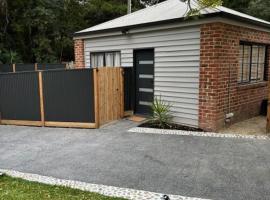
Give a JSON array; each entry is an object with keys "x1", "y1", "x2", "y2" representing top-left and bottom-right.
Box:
[
  {"x1": 220, "y1": 116, "x2": 267, "y2": 135},
  {"x1": 139, "y1": 121, "x2": 204, "y2": 132}
]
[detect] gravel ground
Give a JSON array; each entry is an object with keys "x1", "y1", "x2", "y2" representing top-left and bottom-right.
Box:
[{"x1": 219, "y1": 116, "x2": 267, "y2": 135}]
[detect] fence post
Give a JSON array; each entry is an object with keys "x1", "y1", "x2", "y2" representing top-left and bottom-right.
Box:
[
  {"x1": 12, "y1": 64, "x2": 16, "y2": 72},
  {"x1": 34, "y1": 63, "x2": 38, "y2": 71},
  {"x1": 38, "y1": 72, "x2": 45, "y2": 126},
  {"x1": 93, "y1": 68, "x2": 100, "y2": 128},
  {"x1": 120, "y1": 68, "x2": 124, "y2": 118}
]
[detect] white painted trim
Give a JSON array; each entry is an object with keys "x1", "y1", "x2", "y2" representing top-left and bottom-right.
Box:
[
  {"x1": 128, "y1": 127, "x2": 270, "y2": 140},
  {"x1": 0, "y1": 169, "x2": 209, "y2": 200}
]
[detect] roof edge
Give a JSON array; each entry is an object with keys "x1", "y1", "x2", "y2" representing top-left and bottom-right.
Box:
[
  {"x1": 73, "y1": 12, "x2": 270, "y2": 38},
  {"x1": 73, "y1": 13, "x2": 220, "y2": 37}
]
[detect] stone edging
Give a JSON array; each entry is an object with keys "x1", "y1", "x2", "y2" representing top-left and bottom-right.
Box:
[
  {"x1": 0, "y1": 169, "x2": 209, "y2": 200},
  {"x1": 128, "y1": 127, "x2": 270, "y2": 140}
]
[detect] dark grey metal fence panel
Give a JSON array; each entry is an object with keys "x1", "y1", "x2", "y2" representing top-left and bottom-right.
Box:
[
  {"x1": 42, "y1": 69, "x2": 95, "y2": 123},
  {"x1": 0, "y1": 72, "x2": 41, "y2": 121},
  {"x1": 37, "y1": 63, "x2": 66, "y2": 71},
  {"x1": 15, "y1": 64, "x2": 35, "y2": 72},
  {"x1": 124, "y1": 67, "x2": 133, "y2": 111},
  {"x1": 0, "y1": 64, "x2": 13, "y2": 73}
]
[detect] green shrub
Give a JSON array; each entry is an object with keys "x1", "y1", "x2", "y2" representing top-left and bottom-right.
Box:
[{"x1": 150, "y1": 96, "x2": 173, "y2": 128}]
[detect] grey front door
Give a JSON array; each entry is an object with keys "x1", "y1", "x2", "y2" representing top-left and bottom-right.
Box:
[{"x1": 134, "y1": 49, "x2": 154, "y2": 115}]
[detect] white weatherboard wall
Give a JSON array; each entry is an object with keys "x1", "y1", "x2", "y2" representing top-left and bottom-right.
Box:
[{"x1": 84, "y1": 25, "x2": 200, "y2": 127}]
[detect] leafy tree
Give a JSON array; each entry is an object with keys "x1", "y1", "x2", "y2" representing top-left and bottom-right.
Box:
[
  {"x1": 223, "y1": 0, "x2": 270, "y2": 21},
  {"x1": 222, "y1": 0, "x2": 251, "y2": 13},
  {"x1": 1, "y1": 0, "x2": 269, "y2": 64},
  {"x1": 247, "y1": 0, "x2": 270, "y2": 21},
  {"x1": 181, "y1": 0, "x2": 222, "y2": 15}
]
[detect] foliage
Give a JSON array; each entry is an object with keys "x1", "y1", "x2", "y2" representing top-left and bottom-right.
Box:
[
  {"x1": 247, "y1": 0, "x2": 270, "y2": 21},
  {"x1": 0, "y1": 0, "x2": 144, "y2": 64},
  {"x1": 223, "y1": 0, "x2": 270, "y2": 21},
  {"x1": 0, "y1": 175, "x2": 126, "y2": 200},
  {"x1": 150, "y1": 96, "x2": 173, "y2": 128},
  {"x1": 180, "y1": 0, "x2": 222, "y2": 16},
  {"x1": 0, "y1": 0, "x2": 269, "y2": 64},
  {"x1": 0, "y1": 49, "x2": 22, "y2": 64}
]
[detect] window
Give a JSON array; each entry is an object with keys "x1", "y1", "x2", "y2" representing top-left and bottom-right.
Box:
[
  {"x1": 238, "y1": 42, "x2": 267, "y2": 83},
  {"x1": 90, "y1": 52, "x2": 121, "y2": 68}
]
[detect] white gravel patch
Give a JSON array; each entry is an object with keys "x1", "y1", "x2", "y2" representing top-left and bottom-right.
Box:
[
  {"x1": 0, "y1": 169, "x2": 210, "y2": 200},
  {"x1": 128, "y1": 127, "x2": 270, "y2": 140}
]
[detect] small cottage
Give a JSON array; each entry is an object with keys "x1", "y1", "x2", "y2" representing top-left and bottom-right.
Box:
[{"x1": 73, "y1": 0, "x2": 270, "y2": 131}]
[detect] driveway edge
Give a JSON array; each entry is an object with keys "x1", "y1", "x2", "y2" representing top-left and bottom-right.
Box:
[
  {"x1": 0, "y1": 169, "x2": 210, "y2": 200},
  {"x1": 128, "y1": 127, "x2": 270, "y2": 140}
]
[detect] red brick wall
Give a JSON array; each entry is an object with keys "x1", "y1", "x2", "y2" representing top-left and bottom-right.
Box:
[
  {"x1": 199, "y1": 22, "x2": 270, "y2": 131},
  {"x1": 74, "y1": 39, "x2": 85, "y2": 68}
]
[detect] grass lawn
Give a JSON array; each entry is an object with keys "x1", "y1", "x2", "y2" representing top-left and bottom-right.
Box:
[{"x1": 0, "y1": 175, "x2": 126, "y2": 200}]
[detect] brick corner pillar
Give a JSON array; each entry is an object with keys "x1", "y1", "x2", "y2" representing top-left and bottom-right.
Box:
[
  {"x1": 198, "y1": 23, "x2": 224, "y2": 132},
  {"x1": 74, "y1": 39, "x2": 85, "y2": 68}
]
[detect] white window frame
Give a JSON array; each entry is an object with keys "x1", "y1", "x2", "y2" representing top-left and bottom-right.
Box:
[{"x1": 90, "y1": 52, "x2": 121, "y2": 68}]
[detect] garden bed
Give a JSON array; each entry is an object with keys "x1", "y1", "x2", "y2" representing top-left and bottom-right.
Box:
[{"x1": 139, "y1": 121, "x2": 204, "y2": 132}]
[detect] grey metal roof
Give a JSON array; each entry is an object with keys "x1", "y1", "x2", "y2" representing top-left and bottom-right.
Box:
[{"x1": 75, "y1": 0, "x2": 270, "y2": 36}]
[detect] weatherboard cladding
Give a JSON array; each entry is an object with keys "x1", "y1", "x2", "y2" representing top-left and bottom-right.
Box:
[{"x1": 84, "y1": 25, "x2": 200, "y2": 126}]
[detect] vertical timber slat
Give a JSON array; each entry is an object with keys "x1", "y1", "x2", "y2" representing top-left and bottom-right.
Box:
[
  {"x1": 94, "y1": 68, "x2": 100, "y2": 128},
  {"x1": 38, "y1": 72, "x2": 45, "y2": 126}
]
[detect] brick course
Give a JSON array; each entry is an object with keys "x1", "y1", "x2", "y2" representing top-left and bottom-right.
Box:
[
  {"x1": 199, "y1": 22, "x2": 270, "y2": 131},
  {"x1": 74, "y1": 39, "x2": 85, "y2": 68}
]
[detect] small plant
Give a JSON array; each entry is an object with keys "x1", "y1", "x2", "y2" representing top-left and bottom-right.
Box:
[{"x1": 150, "y1": 96, "x2": 173, "y2": 129}]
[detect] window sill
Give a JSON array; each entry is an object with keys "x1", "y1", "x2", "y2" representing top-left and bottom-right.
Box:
[{"x1": 237, "y1": 81, "x2": 268, "y2": 90}]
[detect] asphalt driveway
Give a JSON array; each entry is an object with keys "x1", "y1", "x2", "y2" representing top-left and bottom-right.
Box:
[{"x1": 0, "y1": 120, "x2": 270, "y2": 200}]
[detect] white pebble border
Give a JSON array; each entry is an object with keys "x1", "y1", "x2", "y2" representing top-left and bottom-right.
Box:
[
  {"x1": 0, "y1": 169, "x2": 210, "y2": 200},
  {"x1": 128, "y1": 127, "x2": 270, "y2": 140}
]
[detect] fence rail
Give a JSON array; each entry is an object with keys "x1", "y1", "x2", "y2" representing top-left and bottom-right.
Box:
[{"x1": 0, "y1": 63, "x2": 67, "y2": 73}]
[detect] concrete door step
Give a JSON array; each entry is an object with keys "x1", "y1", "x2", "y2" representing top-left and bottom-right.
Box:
[{"x1": 128, "y1": 116, "x2": 147, "y2": 122}]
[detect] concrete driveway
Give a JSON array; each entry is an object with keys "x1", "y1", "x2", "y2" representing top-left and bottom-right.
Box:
[{"x1": 0, "y1": 120, "x2": 270, "y2": 200}]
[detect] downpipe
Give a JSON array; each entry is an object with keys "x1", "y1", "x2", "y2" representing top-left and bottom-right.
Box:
[{"x1": 225, "y1": 64, "x2": 234, "y2": 124}]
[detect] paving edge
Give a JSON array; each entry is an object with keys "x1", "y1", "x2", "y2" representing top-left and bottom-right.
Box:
[
  {"x1": 0, "y1": 169, "x2": 210, "y2": 200},
  {"x1": 128, "y1": 127, "x2": 270, "y2": 140}
]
